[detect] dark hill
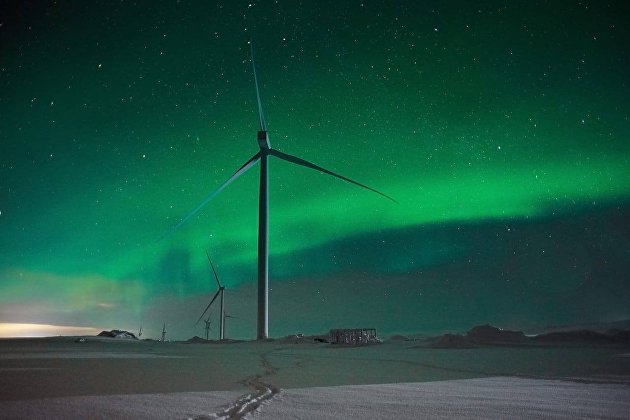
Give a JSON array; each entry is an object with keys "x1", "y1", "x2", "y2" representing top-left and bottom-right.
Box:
[{"x1": 466, "y1": 324, "x2": 527, "y2": 343}]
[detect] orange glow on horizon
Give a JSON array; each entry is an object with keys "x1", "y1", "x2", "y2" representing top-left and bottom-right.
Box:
[{"x1": 0, "y1": 323, "x2": 101, "y2": 338}]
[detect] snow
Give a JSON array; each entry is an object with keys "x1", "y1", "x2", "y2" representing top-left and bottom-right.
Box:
[
  {"x1": 4, "y1": 378, "x2": 628, "y2": 419},
  {"x1": 0, "y1": 351, "x2": 187, "y2": 359},
  {"x1": 254, "y1": 377, "x2": 630, "y2": 420},
  {"x1": 0, "y1": 391, "x2": 241, "y2": 420},
  {"x1": 1, "y1": 337, "x2": 629, "y2": 419}
]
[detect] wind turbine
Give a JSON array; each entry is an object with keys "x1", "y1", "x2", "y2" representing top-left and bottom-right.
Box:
[
  {"x1": 161, "y1": 323, "x2": 167, "y2": 342},
  {"x1": 165, "y1": 43, "x2": 396, "y2": 340},
  {"x1": 196, "y1": 250, "x2": 227, "y2": 340},
  {"x1": 203, "y1": 313, "x2": 212, "y2": 341}
]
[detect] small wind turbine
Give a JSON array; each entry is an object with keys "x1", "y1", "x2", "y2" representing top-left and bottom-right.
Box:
[
  {"x1": 163, "y1": 43, "x2": 396, "y2": 340},
  {"x1": 161, "y1": 323, "x2": 167, "y2": 342},
  {"x1": 196, "y1": 250, "x2": 227, "y2": 340},
  {"x1": 203, "y1": 313, "x2": 212, "y2": 341}
]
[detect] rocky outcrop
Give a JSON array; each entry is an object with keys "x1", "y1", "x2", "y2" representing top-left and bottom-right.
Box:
[
  {"x1": 97, "y1": 330, "x2": 138, "y2": 339},
  {"x1": 466, "y1": 324, "x2": 527, "y2": 343}
]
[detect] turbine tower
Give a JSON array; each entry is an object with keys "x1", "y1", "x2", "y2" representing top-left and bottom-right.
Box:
[
  {"x1": 165, "y1": 43, "x2": 396, "y2": 340},
  {"x1": 161, "y1": 323, "x2": 167, "y2": 342},
  {"x1": 196, "y1": 250, "x2": 227, "y2": 340}
]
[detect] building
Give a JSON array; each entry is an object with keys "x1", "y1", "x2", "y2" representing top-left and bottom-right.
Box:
[{"x1": 329, "y1": 328, "x2": 380, "y2": 345}]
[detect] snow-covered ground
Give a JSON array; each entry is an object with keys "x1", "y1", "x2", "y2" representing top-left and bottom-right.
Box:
[
  {"x1": 2, "y1": 377, "x2": 629, "y2": 419},
  {"x1": 1, "y1": 337, "x2": 629, "y2": 419},
  {"x1": 255, "y1": 377, "x2": 630, "y2": 420},
  {"x1": 0, "y1": 391, "x2": 241, "y2": 419}
]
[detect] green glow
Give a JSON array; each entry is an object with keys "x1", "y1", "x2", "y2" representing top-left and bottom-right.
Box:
[{"x1": 0, "y1": 1, "x2": 628, "y2": 338}]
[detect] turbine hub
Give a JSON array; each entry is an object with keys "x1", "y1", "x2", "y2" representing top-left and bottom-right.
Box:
[{"x1": 258, "y1": 130, "x2": 271, "y2": 149}]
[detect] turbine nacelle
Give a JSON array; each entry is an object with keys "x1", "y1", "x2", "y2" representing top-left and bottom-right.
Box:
[{"x1": 257, "y1": 130, "x2": 271, "y2": 149}]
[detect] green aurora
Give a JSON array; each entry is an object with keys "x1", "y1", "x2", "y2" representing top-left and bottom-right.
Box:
[{"x1": 1, "y1": 1, "x2": 629, "y2": 339}]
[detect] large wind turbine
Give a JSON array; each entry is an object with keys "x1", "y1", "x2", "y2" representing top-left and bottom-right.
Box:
[
  {"x1": 167, "y1": 43, "x2": 396, "y2": 340},
  {"x1": 196, "y1": 250, "x2": 227, "y2": 340}
]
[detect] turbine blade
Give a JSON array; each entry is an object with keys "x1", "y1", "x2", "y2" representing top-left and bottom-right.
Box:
[
  {"x1": 269, "y1": 149, "x2": 398, "y2": 203},
  {"x1": 250, "y1": 42, "x2": 266, "y2": 132},
  {"x1": 157, "y1": 152, "x2": 261, "y2": 242},
  {"x1": 195, "y1": 289, "x2": 222, "y2": 325},
  {"x1": 205, "y1": 250, "x2": 222, "y2": 288}
]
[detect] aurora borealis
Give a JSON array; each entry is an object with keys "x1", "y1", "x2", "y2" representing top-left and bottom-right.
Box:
[{"x1": 1, "y1": 1, "x2": 628, "y2": 339}]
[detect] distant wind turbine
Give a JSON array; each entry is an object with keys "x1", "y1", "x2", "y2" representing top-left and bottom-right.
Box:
[
  {"x1": 161, "y1": 323, "x2": 167, "y2": 342},
  {"x1": 203, "y1": 313, "x2": 212, "y2": 341},
  {"x1": 196, "y1": 250, "x2": 227, "y2": 340},
  {"x1": 164, "y1": 43, "x2": 396, "y2": 339}
]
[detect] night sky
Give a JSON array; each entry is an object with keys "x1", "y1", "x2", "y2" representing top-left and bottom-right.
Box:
[{"x1": 1, "y1": 1, "x2": 629, "y2": 340}]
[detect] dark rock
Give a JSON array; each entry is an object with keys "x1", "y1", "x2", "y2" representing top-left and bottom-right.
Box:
[
  {"x1": 606, "y1": 329, "x2": 630, "y2": 342},
  {"x1": 96, "y1": 330, "x2": 138, "y2": 339},
  {"x1": 466, "y1": 324, "x2": 526, "y2": 343},
  {"x1": 186, "y1": 336, "x2": 210, "y2": 343}
]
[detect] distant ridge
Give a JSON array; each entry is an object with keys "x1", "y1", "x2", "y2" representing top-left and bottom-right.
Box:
[
  {"x1": 426, "y1": 324, "x2": 630, "y2": 348},
  {"x1": 539, "y1": 319, "x2": 630, "y2": 334}
]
